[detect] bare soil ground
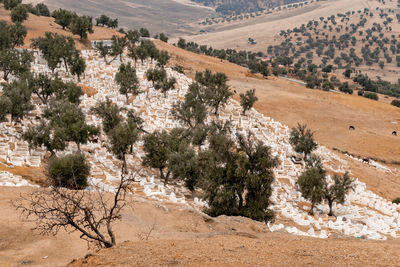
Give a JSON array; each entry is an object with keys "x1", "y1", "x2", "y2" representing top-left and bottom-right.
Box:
[
  {"x1": 68, "y1": 235, "x2": 400, "y2": 267},
  {"x1": 1, "y1": 187, "x2": 400, "y2": 267}
]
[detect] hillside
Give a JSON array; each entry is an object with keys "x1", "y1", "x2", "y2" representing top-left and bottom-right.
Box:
[
  {"x1": 191, "y1": 0, "x2": 306, "y2": 15},
  {"x1": 1, "y1": 2, "x2": 400, "y2": 267},
  {"x1": 0, "y1": 7, "x2": 119, "y2": 50},
  {"x1": 269, "y1": 0, "x2": 400, "y2": 83},
  {"x1": 23, "y1": 0, "x2": 216, "y2": 36},
  {"x1": 1, "y1": 187, "x2": 399, "y2": 267},
  {"x1": 182, "y1": 0, "x2": 375, "y2": 52}
]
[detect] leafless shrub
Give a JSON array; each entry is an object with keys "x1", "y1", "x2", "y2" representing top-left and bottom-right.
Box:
[
  {"x1": 15, "y1": 173, "x2": 135, "y2": 248},
  {"x1": 137, "y1": 218, "x2": 157, "y2": 241}
]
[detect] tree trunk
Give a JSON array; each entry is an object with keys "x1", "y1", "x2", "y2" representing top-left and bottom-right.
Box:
[
  {"x1": 328, "y1": 200, "x2": 334, "y2": 216},
  {"x1": 64, "y1": 59, "x2": 69, "y2": 73},
  {"x1": 214, "y1": 105, "x2": 219, "y2": 115},
  {"x1": 309, "y1": 202, "x2": 315, "y2": 215},
  {"x1": 3, "y1": 71, "x2": 9, "y2": 81},
  {"x1": 238, "y1": 192, "x2": 243, "y2": 210},
  {"x1": 122, "y1": 154, "x2": 128, "y2": 174},
  {"x1": 77, "y1": 142, "x2": 81, "y2": 152},
  {"x1": 165, "y1": 171, "x2": 171, "y2": 184},
  {"x1": 159, "y1": 168, "x2": 165, "y2": 183}
]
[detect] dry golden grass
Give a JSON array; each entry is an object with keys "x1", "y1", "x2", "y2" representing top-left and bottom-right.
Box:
[
  {"x1": 0, "y1": 7, "x2": 120, "y2": 50},
  {"x1": 79, "y1": 84, "x2": 98, "y2": 97}
]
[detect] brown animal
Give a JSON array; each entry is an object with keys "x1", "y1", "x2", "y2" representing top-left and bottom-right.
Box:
[
  {"x1": 349, "y1": 126, "x2": 355, "y2": 130},
  {"x1": 393, "y1": 131, "x2": 397, "y2": 136}
]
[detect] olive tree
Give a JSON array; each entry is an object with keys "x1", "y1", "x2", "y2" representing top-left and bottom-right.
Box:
[
  {"x1": 115, "y1": 63, "x2": 140, "y2": 101},
  {"x1": 239, "y1": 89, "x2": 258, "y2": 115},
  {"x1": 296, "y1": 156, "x2": 326, "y2": 215},
  {"x1": 324, "y1": 172, "x2": 354, "y2": 216},
  {"x1": 289, "y1": 123, "x2": 318, "y2": 157}
]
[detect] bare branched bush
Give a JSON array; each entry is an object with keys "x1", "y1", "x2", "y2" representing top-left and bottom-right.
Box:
[
  {"x1": 15, "y1": 173, "x2": 134, "y2": 248},
  {"x1": 137, "y1": 218, "x2": 157, "y2": 241}
]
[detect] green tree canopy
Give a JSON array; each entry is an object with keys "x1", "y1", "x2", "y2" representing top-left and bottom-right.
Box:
[
  {"x1": 31, "y1": 32, "x2": 78, "y2": 72},
  {"x1": 0, "y1": 20, "x2": 27, "y2": 50},
  {"x1": 3, "y1": 0, "x2": 22, "y2": 10},
  {"x1": 198, "y1": 131, "x2": 279, "y2": 223},
  {"x1": 52, "y1": 9, "x2": 76, "y2": 30},
  {"x1": 296, "y1": 156, "x2": 326, "y2": 215},
  {"x1": 44, "y1": 101, "x2": 98, "y2": 151},
  {"x1": 91, "y1": 98, "x2": 122, "y2": 134},
  {"x1": 47, "y1": 153, "x2": 90, "y2": 189},
  {"x1": 0, "y1": 78, "x2": 33, "y2": 121},
  {"x1": 195, "y1": 70, "x2": 233, "y2": 114},
  {"x1": 70, "y1": 15, "x2": 93, "y2": 40},
  {"x1": 289, "y1": 124, "x2": 318, "y2": 156},
  {"x1": 142, "y1": 129, "x2": 188, "y2": 184},
  {"x1": 11, "y1": 4, "x2": 28, "y2": 23},
  {"x1": 324, "y1": 172, "x2": 354, "y2": 216},
  {"x1": 0, "y1": 49, "x2": 32, "y2": 80},
  {"x1": 115, "y1": 63, "x2": 140, "y2": 101},
  {"x1": 239, "y1": 88, "x2": 258, "y2": 115}
]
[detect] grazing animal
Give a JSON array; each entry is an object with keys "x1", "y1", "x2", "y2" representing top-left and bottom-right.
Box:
[
  {"x1": 362, "y1": 158, "x2": 370, "y2": 163},
  {"x1": 349, "y1": 126, "x2": 355, "y2": 130},
  {"x1": 393, "y1": 131, "x2": 397, "y2": 136}
]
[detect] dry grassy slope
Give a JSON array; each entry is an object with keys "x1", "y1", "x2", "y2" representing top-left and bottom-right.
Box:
[
  {"x1": 0, "y1": 7, "x2": 120, "y2": 50},
  {"x1": 154, "y1": 39, "x2": 400, "y2": 200},
  {"x1": 182, "y1": 0, "x2": 375, "y2": 51},
  {"x1": 271, "y1": 0, "x2": 400, "y2": 83}
]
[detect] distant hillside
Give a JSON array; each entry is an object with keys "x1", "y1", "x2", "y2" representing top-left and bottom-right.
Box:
[
  {"x1": 0, "y1": 6, "x2": 120, "y2": 50},
  {"x1": 23, "y1": 0, "x2": 216, "y2": 36},
  {"x1": 191, "y1": 0, "x2": 306, "y2": 15}
]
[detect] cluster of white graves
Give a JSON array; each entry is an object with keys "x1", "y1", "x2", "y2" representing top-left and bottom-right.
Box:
[{"x1": 0, "y1": 49, "x2": 399, "y2": 240}]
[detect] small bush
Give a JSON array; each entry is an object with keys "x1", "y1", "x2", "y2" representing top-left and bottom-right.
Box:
[
  {"x1": 391, "y1": 99, "x2": 400, "y2": 108},
  {"x1": 172, "y1": 65, "x2": 184, "y2": 74},
  {"x1": 339, "y1": 82, "x2": 353, "y2": 94},
  {"x1": 358, "y1": 90, "x2": 364, "y2": 96},
  {"x1": 393, "y1": 198, "x2": 400, "y2": 204},
  {"x1": 47, "y1": 153, "x2": 90, "y2": 189},
  {"x1": 364, "y1": 92, "x2": 379, "y2": 101}
]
